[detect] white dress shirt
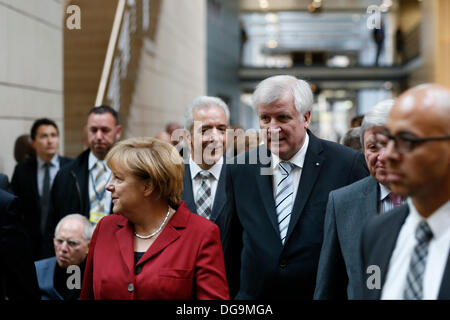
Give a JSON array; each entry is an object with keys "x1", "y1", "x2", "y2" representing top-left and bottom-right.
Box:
[
  {"x1": 271, "y1": 132, "x2": 309, "y2": 201},
  {"x1": 189, "y1": 155, "x2": 223, "y2": 217},
  {"x1": 381, "y1": 198, "x2": 450, "y2": 300},
  {"x1": 379, "y1": 183, "x2": 401, "y2": 214},
  {"x1": 88, "y1": 152, "x2": 112, "y2": 213},
  {"x1": 37, "y1": 155, "x2": 60, "y2": 197}
]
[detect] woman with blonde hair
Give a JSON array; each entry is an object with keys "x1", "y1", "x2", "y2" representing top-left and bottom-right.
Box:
[{"x1": 80, "y1": 137, "x2": 229, "y2": 300}]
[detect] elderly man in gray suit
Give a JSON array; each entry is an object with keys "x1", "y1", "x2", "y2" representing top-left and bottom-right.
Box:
[{"x1": 314, "y1": 99, "x2": 405, "y2": 299}]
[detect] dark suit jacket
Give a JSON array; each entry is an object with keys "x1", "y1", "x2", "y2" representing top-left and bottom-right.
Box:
[
  {"x1": 360, "y1": 204, "x2": 450, "y2": 299},
  {"x1": 80, "y1": 201, "x2": 229, "y2": 300},
  {"x1": 34, "y1": 257, "x2": 63, "y2": 300},
  {"x1": 50, "y1": 149, "x2": 113, "y2": 233},
  {"x1": 182, "y1": 162, "x2": 242, "y2": 298},
  {"x1": 0, "y1": 189, "x2": 40, "y2": 300},
  {"x1": 228, "y1": 131, "x2": 369, "y2": 299},
  {"x1": 0, "y1": 173, "x2": 10, "y2": 192},
  {"x1": 314, "y1": 176, "x2": 379, "y2": 300},
  {"x1": 10, "y1": 155, "x2": 72, "y2": 260}
]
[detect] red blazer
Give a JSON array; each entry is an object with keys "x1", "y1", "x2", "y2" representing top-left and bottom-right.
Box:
[{"x1": 80, "y1": 201, "x2": 229, "y2": 300}]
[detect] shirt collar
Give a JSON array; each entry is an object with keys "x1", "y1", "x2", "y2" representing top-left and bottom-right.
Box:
[
  {"x1": 272, "y1": 132, "x2": 309, "y2": 170},
  {"x1": 407, "y1": 198, "x2": 450, "y2": 241},
  {"x1": 88, "y1": 151, "x2": 108, "y2": 171},
  {"x1": 189, "y1": 155, "x2": 223, "y2": 181},
  {"x1": 379, "y1": 183, "x2": 391, "y2": 201},
  {"x1": 37, "y1": 154, "x2": 59, "y2": 168}
]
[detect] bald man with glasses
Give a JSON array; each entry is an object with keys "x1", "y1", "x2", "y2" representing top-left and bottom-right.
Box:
[{"x1": 360, "y1": 83, "x2": 450, "y2": 300}]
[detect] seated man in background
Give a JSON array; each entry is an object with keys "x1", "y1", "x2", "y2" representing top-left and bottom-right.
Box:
[{"x1": 35, "y1": 214, "x2": 93, "y2": 300}]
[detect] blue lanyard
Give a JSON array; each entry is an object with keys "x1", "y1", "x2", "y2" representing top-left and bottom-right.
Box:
[{"x1": 89, "y1": 169, "x2": 112, "y2": 202}]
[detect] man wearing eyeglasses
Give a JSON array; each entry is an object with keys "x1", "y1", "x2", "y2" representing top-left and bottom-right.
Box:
[
  {"x1": 314, "y1": 99, "x2": 405, "y2": 300},
  {"x1": 361, "y1": 83, "x2": 450, "y2": 300},
  {"x1": 34, "y1": 214, "x2": 93, "y2": 300}
]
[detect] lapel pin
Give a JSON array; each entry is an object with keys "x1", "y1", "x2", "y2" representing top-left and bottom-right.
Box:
[{"x1": 315, "y1": 162, "x2": 320, "y2": 167}]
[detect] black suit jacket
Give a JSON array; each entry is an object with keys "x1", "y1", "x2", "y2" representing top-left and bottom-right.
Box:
[
  {"x1": 10, "y1": 155, "x2": 72, "y2": 260},
  {"x1": 49, "y1": 149, "x2": 113, "y2": 232},
  {"x1": 228, "y1": 131, "x2": 369, "y2": 299},
  {"x1": 360, "y1": 204, "x2": 450, "y2": 299},
  {"x1": 0, "y1": 173, "x2": 10, "y2": 192},
  {"x1": 182, "y1": 162, "x2": 242, "y2": 298},
  {"x1": 0, "y1": 189, "x2": 40, "y2": 300}
]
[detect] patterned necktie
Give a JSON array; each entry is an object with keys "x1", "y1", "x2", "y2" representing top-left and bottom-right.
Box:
[
  {"x1": 388, "y1": 193, "x2": 403, "y2": 207},
  {"x1": 403, "y1": 220, "x2": 434, "y2": 300},
  {"x1": 40, "y1": 162, "x2": 51, "y2": 235},
  {"x1": 196, "y1": 171, "x2": 212, "y2": 219},
  {"x1": 274, "y1": 162, "x2": 294, "y2": 245},
  {"x1": 91, "y1": 161, "x2": 107, "y2": 212}
]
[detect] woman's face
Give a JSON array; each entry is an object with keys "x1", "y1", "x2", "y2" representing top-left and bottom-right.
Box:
[{"x1": 106, "y1": 164, "x2": 147, "y2": 216}]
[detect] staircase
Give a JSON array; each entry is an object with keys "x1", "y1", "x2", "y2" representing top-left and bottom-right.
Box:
[{"x1": 64, "y1": 0, "x2": 161, "y2": 157}]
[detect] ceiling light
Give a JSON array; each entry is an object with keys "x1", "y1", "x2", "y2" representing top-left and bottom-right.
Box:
[{"x1": 259, "y1": 0, "x2": 269, "y2": 9}]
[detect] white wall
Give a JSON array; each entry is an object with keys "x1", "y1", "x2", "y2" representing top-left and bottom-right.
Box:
[{"x1": 0, "y1": 0, "x2": 64, "y2": 178}]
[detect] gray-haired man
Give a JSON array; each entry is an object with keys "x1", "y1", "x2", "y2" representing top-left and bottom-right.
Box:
[
  {"x1": 34, "y1": 214, "x2": 93, "y2": 300},
  {"x1": 181, "y1": 96, "x2": 241, "y2": 297},
  {"x1": 314, "y1": 99, "x2": 404, "y2": 300}
]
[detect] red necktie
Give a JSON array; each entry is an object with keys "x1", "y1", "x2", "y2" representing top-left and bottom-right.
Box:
[{"x1": 388, "y1": 192, "x2": 403, "y2": 207}]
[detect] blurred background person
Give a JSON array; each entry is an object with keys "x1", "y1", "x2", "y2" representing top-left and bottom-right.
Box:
[
  {"x1": 350, "y1": 115, "x2": 364, "y2": 128},
  {"x1": 361, "y1": 84, "x2": 450, "y2": 300},
  {"x1": 0, "y1": 173, "x2": 10, "y2": 191},
  {"x1": 35, "y1": 214, "x2": 92, "y2": 300},
  {"x1": 0, "y1": 188, "x2": 40, "y2": 300},
  {"x1": 11, "y1": 118, "x2": 72, "y2": 260},
  {"x1": 13, "y1": 134, "x2": 35, "y2": 165},
  {"x1": 341, "y1": 127, "x2": 362, "y2": 152},
  {"x1": 81, "y1": 137, "x2": 229, "y2": 300}
]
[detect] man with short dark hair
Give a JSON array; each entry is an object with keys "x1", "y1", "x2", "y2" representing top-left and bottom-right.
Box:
[
  {"x1": 50, "y1": 106, "x2": 122, "y2": 232},
  {"x1": 11, "y1": 118, "x2": 72, "y2": 260}
]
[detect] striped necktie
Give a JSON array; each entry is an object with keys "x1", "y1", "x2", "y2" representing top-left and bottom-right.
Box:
[
  {"x1": 274, "y1": 161, "x2": 294, "y2": 245},
  {"x1": 90, "y1": 161, "x2": 107, "y2": 212},
  {"x1": 403, "y1": 220, "x2": 433, "y2": 299},
  {"x1": 195, "y1": 170, "x2": 212, "y2": 219}
]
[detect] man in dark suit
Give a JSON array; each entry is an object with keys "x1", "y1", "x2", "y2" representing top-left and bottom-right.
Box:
[
  {"x1": 0, "y1": 173, "x2": 10, "y2": 191},
  {"x1": 181, "y1": 96, "x2": 241, "y2": 297},
  {"x1": 314, "y1": 99, "x2": 405, "y2": 300},
  {"x1": 0, "y1": 189, "x2": 40, "y2": 300},
  {"x1": 35, "y1": 214, "x2": 92, "y2": 300},
  {"x1": 50, "y1": 106, "x2": 122, "y2": 231},
  {"x1": 11, "y1": 118, "x2": 72, "y2": 260},
  {"x1": 227, "y1": 75, "x2": 369, "y2": 300},
  {"x1": 361, "y1": 84, "x2": 450, "y2": 300}
]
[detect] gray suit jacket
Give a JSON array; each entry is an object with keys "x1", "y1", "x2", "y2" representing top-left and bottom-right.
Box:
[
  {"x1": 314, "y1": 176, "x2": 379, "y2": 299},
  {"x1": 34, "y1": 257, "x2": 63, "y2": 300}
]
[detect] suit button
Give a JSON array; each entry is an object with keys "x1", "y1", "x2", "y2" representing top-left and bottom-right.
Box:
[
  {"x1": 135, "y1": 266, "x2": 142, "y2": 275},
  {"x1": 279, "y1": 259, "x2": 288, "y2": 268},
  {"x1": 128, "y1": 283, "x2": 134, "y2": 292}
]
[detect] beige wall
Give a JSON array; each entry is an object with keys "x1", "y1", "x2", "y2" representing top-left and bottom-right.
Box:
[
  {"x1": 410, "y1": 0, "x2": 450, "y2": 87},
  {"x1": 123, "y1": 0, "x2": 206, "y2": 138},
  {"x1": 0, "y1": 0, "x2": 64, "y2": 178}
]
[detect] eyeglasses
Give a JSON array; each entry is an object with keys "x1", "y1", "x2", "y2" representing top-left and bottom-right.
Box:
[
  {"x1": 54, "y1": 238, "x2": 81, "y2": 249},
  {"x1": 377, "y1": 128, "x2": 450, "y2": 154}
]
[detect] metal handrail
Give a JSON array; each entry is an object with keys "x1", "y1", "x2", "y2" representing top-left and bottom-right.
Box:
[{"x1": 95, "y1": 0, "x2": 126, "y2": 107}]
